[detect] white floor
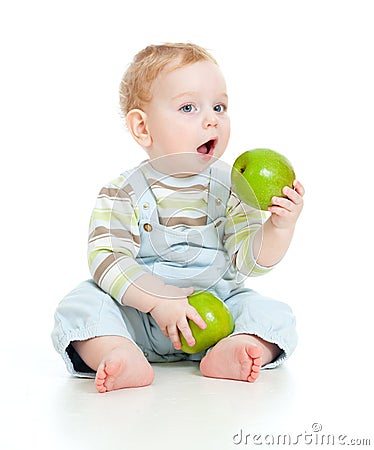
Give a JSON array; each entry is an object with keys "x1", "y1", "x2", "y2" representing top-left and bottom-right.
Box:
[{"x1": 2, "y1": 317, "x2": 373, "y2": 450}]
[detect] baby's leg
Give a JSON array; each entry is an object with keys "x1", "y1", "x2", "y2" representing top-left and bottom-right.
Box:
[
  {"x1": 72, "y1": 336, "x2": 154, "y2": 393},
  {"x1": 200, "y1": 334, "x2": 281, "y2": 382}
]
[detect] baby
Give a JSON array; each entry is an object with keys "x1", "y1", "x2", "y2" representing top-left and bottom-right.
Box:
[{"x1": 52, "y1": 43, "x2": 304, "y2": 393}]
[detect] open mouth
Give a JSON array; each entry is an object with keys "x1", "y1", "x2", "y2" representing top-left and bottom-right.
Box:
[{"x1": 196, "y1": 138, "x2": 217, "y2": 156}]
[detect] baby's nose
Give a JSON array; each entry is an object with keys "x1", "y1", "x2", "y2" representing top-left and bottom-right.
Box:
[{"x1": 202, "y1": 111, "x2": 218, "y2": 128}]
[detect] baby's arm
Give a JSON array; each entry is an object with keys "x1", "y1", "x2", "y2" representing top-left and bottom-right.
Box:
[
  {"x1": 88, "y1": 176, "x2": 205, "y2": 350},
  {"x1": 252, "y1": 180, "x2": 305, "y2": 266},
  {"x1": 225, "y1": 180, "x2": 304, "y2": 275}
]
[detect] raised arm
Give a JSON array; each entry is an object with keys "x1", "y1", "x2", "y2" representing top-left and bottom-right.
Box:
[{"x1": 252, "y1": 181, "x2": 305, "y2": 267}]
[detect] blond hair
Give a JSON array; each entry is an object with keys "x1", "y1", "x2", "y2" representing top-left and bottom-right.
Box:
[{"x1": 119, "y1": 43, "x2": 218, "y2": 116}]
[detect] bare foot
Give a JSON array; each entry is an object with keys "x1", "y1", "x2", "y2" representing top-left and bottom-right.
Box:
[
  {"x1": 95, "y1": 344, "x2": 154, "y2": 393},
  {"x1": 200, "y1": 335, "x2": 268, "y2": 382}
]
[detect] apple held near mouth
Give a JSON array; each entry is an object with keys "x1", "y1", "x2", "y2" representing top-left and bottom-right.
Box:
[
  {"x1": 231, "y1": 148, "x2": 296, "y2": 210},
  {"x1": 180, "y1": 291, "x2": 234, "y2": 354}
]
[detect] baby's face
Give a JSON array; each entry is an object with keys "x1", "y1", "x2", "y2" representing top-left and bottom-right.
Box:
[{"x1": 143, "y1": 60, "x2": 230, "y2": 175}]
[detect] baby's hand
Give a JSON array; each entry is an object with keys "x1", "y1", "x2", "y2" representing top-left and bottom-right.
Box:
[
  {"x1": 149, "y1": 285, "x2": 207, "y2": 350},
  {"x1": 268, "y1": 180, "x2": 305, "y2": 229}
]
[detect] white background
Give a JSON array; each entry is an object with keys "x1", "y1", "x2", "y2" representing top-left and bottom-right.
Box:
[{"x1": 1, "y1": 0, "x2": 373, "y2": 448}]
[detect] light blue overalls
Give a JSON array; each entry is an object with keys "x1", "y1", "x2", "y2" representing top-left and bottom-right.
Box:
[{"x1": 51, "y1": 164, "x2": 297, "y2": 377}]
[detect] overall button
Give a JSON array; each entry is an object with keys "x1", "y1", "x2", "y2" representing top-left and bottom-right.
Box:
[
  {"x1": 216, "y1": 198, "x2": 222, "y2": 205},
  {"x1": 143, "y1": 223, "x2": 153, "y2": 232}
]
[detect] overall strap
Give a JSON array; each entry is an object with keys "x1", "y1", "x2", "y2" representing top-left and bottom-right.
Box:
[
  {"x1": 207, "y1": 161, "x2": 231, "y2": 222},
  {"x1": 123, "y1": 165, "x2": 159, "y2": 223}
]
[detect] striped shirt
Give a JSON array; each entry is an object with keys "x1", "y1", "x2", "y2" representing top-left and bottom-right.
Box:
[{"x1": 88, "y1": 162, "x2": 272, "y2": 303}]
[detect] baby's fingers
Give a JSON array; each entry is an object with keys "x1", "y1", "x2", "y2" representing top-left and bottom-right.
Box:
[
  {"x1": 176, "y1": 308, "x2": 207, "y2": 350},
  {"x1": 167, "y1": 324, "x2": 182, "y2": 350},
  {"x1": 271, "y1": 195, "x2": 294, "y2": 212},
  {"x1": 293, "y1": 180, "x2": 305, "y2": 197},
  {"x1": 282, "y1": 186, "x2": 303, "y2": 206},
  {"x1": 177, "y1": 319, "x2": 195, "y2": 349},
  {"x1": 186, "y1": 306, "x2": 207, "y2": 331}
]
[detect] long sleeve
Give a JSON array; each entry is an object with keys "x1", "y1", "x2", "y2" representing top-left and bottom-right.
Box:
[
  {"x1": 224, "y1": 193, "x2": 274, "y2": 277},
  {"x1": 87, "y1": 174, "x2": 149, "y2": 303}
]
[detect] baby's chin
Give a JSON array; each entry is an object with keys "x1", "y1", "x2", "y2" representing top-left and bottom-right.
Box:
[{"x1": 148, "y1": 152, "x2": 221, "y2": 177}]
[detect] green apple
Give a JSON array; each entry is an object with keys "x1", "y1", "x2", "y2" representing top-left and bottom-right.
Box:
[
  {"x1": 231, "y1": 148, "x2": 296, "y2": 210},
  {"x1": 180, "y1": 291, "x2": 234, "y2": 354}
]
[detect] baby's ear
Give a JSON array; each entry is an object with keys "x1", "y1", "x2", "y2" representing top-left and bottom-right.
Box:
[{"x1": 126, "y1": 109, "x2": 152, "y2": 147}]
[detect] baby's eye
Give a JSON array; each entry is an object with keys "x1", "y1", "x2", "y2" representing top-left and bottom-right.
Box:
[
  {"x1": 213, "y1": 104, "x2": 226, "y2": 113},
  {"x1": 180, "y1": 104, "x2": 196, "y2": 113}
]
